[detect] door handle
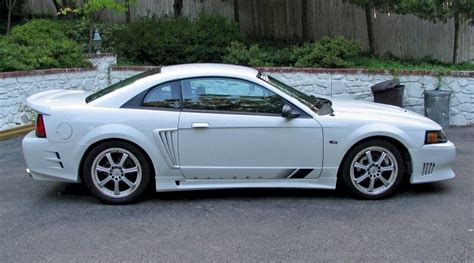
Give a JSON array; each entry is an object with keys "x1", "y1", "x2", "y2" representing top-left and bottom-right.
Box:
[{"x1": 191, "y1": 122, "x2": 210, "y2": 129}]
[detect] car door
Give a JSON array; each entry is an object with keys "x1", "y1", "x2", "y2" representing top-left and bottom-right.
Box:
[{"x1": 177, "y1": 77, "x2": 323, "y2": 180}]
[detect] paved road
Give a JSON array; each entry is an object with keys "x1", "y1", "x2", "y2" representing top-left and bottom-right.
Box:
[{"x1": 0, "y1": 128, "x2": 473, "y2": 262}]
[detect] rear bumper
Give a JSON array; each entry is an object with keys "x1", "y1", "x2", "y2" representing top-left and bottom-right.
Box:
[
  {"x1": 22, "y1": 131, "x2": 82, "y2": 183},
  {"x1": 409, "y1": 141, "x2": 456, "y2": 184}
]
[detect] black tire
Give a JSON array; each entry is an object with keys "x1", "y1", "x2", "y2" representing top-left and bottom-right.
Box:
[
  {"x1": 82, "y1": 141, "x2": 151, "y2": 204},
  {"x1": 340, "y1": 140, "x2": 404, "y2": 200}
]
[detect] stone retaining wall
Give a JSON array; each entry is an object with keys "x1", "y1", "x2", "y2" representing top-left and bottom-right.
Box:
[{"x1": 0, "y1": 55, "x2": 473, "y2": 130}]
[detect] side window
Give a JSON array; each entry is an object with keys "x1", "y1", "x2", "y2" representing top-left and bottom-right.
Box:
[
  {"x1": 180, "y1": 78, "x2": 285, "y2": 114},
  {"x1": 142, "y1": 81, "x2": 181, "y2": 109}
]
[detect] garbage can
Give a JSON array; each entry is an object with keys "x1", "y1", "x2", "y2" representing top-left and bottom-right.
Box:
[
  {"x1": 424, "y1": 90, "x2": 452, "y2": 129},
  {"x1": 371, "y1": 80, "x2": 405, "y2": 107}
]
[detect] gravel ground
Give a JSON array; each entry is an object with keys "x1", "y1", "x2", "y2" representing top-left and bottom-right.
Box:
[{"x1": 0, "y1": 127, "x2": 472, "y2": 262}]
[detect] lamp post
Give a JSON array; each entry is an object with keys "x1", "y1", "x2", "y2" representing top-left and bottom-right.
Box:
[{"x1": 93, "y1": 29, "x2": 102, "y2": 54}]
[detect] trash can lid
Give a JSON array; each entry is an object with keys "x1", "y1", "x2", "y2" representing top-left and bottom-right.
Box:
[{"x1": 371, "y1": 80, "x2": 402, "y2": 93}]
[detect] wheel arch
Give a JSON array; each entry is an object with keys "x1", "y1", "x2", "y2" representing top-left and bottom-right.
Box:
[
  {"x1": 336, "y1": 135, "x2": 412, "y2": 183},
  {"x1": 78, "y1": 138, "x2": 156, "y2": 183}
]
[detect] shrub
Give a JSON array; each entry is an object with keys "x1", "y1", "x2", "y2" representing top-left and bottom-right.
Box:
[
  {"x1": 223, "y1": 41, "x2": 297, "y2": 67},
  {"x1": 223, "y1": 41, "x2": 273, "y2": 67},
  {"x1": 223, "y1": 37, "x2": 361, "y2": 68},
  {"x1": 112, "y1": 14, "x2": 244, "y2": 65},
  {"x1": 295, "y1": 37, "x2": 361, "y2": 68},
  {"x1": 0, "y1": 19, "x2": 89, "y2": 72},
  {"x1": 63, "y1": 20, "x2": 125, "y2": 53}
]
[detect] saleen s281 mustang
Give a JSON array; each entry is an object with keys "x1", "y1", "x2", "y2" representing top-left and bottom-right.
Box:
[{"x1": 22, "y1": 64, "x2": 455, "y2": 204}]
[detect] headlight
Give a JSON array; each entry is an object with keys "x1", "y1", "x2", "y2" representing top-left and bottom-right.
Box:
[{"x1": 425, "y1": 130, "x2": 447, "y2": 144}]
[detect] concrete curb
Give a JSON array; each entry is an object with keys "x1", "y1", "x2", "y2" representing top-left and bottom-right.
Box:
[{"x1": 0, "y1": 124, "x2": 34, "y2": 141}]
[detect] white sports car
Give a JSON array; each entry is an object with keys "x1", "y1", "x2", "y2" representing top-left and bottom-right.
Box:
[{"x1": 22, "y1": 64, "x2": 455, "y2": 204}]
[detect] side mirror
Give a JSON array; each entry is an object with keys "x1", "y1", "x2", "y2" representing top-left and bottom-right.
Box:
[{"x1": 281, "y1": 104, "x2": 300, "y2": 119}]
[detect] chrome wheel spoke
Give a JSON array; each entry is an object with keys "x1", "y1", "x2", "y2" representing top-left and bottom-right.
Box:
[
  {"x1": 368, "y1": 177, "x2": 375, "y2": 192},
  {"x1": 365, "y1": 151, "x2": 374, "y2": 164},
  {"x1": 376, "y1": 152, "x2": 387, "y2": 165},
  {"x1": 355, "y1": 172, "x2": 369, "y2": 183},
  {"x1": 122, "y1": 176, "x2": 136, "y2": 188},
  {"x1": 354, "y1": 162, "x2": 369, "y2": 171},
  {"x1": 381, "y1": 165, "x2": 394, "y2": 172},
  {"x1": 106, "y1": 153, "x2": 115, "y2": 166},
  {"x1": 96, "y1": 165, "x2": 111, "y2": 173},
  {"x1": 118, "y1": 153, "x2": 128, "y2": 167},
  {"x1": 123, "y1": 167, "x2": 138, "y2": 174},
  {"x1": 99, "y1": 176, "x2": 112, "y2": 187},
  {"x1": 114, "y1": 180, "x2": 120, "y2": 195},
  {"x1": 379, "y1": 176, "x2": 390, "y2": 186}
]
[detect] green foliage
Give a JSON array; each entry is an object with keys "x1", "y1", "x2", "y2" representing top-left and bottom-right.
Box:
[
  {"x1": 62, "y1": 19, "x2": 124, "y2": 53},
  {"x1": 347, "y1": 55, "x2": 474, "y2": 72},
  {"x1": 112, "y1": 14, "x2": 244, "y2": 65},
  {"x1": 82, "y1": 0, "x2": 125, "y2": 15},
  {"x1": 223, "y1": 37, "x2": 362, "y2": 68},
  {"x1": 223, "y1": 41, "x2": 296, "y2": 67},
  {"x1": 58, "y1": 0, "x2": 126, "y2": 18},
  {"x1": 295, "y1": 37, "x2": 362, "y2": 67},
  {"x1": 347, "y1": 0, "x2": 474, "y2": 24},
  {"x1": 0, "y1": 19, "x2": 89, "y2": 72},
  {"x1": 343, "y1": 0, "x2": 402, "y2": 10}
]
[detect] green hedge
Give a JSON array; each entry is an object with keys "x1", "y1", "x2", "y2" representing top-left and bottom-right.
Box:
[
  {"x1": 223, "y1": 37, "x2": 362, "y2": 68},
  {"x1": 0, "y1": 19, "x2": 89, "y2": 72},
  {"x1": 112, "y1": 14, "x2": 243, "y2": 65}
]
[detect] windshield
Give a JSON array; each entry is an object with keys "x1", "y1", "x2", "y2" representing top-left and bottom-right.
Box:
[
  {"x1": 86, "y1": 68, "x2": 162, "y2": 103},
  {"x1": 258, "y1": 72, "x2": 332, "y2": 114}
]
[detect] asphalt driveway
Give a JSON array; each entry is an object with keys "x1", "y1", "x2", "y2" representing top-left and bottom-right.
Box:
[{"x1": 0, "y1": 127, "x2": 472, "y2": 262}]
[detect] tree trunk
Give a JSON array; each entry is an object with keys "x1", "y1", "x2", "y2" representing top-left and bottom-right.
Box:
[
  {"x1": 6, "y1": 8, "x2": 12, "y2": 34},
  {"x1": 452, "y1": 5, "x2": 460, "y2": 64},
  {"x1": 88, "y1": 24, "x2": 95, "y2": 54},
  {"x1": 125, "y1": 0, "x2": 132, "y2": 23},
  {"x1": 301, "y1": 0, "x2": 308, "y2": 41},
  {"x1": 233, "y1": 0, "x2": 240, "y2": 26},
  {"x1": 173, "y1": 0, "x2": 183, "y2": 18},
  {"x1": 6, "y1": 0, "x2": 17, "y2": 35},
  {"x1": 365, "y1": 7, "x2": 375, "y2": 55}
]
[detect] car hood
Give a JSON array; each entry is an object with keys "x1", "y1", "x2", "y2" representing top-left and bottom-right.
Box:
[{"x1": 331, "y1": 99, "x2": 441, "y2": 130}]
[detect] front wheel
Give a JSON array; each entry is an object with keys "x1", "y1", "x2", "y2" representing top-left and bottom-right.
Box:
[
  {"x1": 341, "y1": 140, "x2": 404, "y2": 199},
  {"x1": 83, "y1": 141, "x2": 151, "y2": 204}
]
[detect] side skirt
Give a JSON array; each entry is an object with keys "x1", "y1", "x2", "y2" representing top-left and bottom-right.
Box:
[{"x1": 154, "y1": 177, "x2": 337, "y2": 192}]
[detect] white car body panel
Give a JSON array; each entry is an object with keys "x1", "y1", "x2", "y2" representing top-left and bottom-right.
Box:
[
  {"x1": 22, "y1": 63, "x2": 456, "y2": 193},
  {"x1": 178, "y1": 111, "x2": 323, "y2": 179}
]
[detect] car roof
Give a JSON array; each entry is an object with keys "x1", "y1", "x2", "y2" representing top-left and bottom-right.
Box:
[{"x1": 160, "y1": 63, "x2": 259, "y2": 79}]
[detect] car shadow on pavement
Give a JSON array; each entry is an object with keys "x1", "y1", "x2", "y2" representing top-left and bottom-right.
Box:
[{"x1": 55, "y1": 181, "x2": 451, "y2": 203}]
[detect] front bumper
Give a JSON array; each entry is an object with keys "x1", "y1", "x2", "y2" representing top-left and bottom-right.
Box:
[
  {"x1": 22, "y1": 131, "x2": 82, "y2": 183},
  {"x1": 409, "y1": 141, "x2": 456, "y2": 184}
]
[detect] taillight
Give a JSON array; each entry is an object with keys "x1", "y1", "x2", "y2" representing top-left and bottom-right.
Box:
[{"x1": 36, "y1": 114, "x2": 46, "y2": 138}]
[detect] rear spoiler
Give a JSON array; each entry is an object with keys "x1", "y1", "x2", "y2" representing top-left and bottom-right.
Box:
[{"x1": 25, "y1": 89, "x2": 65, "y2": 115}]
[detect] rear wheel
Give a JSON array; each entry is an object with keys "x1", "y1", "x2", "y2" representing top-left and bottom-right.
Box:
[
  {"x1": 83, "y1": 141, "x2": 151, "y2": 204},
  {"x1": 341, "y1": 140, "x2": 404, "y2": 199}
]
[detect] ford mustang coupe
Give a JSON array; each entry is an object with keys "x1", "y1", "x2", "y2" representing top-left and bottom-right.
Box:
[{"x1": 22, "y1": 64, "x2": 456, "y2": 204}]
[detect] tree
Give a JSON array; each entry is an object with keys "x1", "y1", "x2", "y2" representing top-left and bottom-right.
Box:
[
  {"x1": 125, "y1": 0, "x2": 131, "y2": 23},
  {"x1": 59, "y1": 0, "x2": 126, "y2": 53},
  {"x1": 173, "y1": 0, "x2": 183, "y2": 17},
  {"x1": 343, "y1": 1, "x2": 402, "y2": 55},
  {"x1": 124, "y1": 0, "x2": 138, "y2": 23},
  {"x1": 233, "y1": 0, "x2": 240, "y2": 26},
  {"x1": 396, "y1": 0, "x2": 474, "y2": 63},
  {"x1": 346, "y1": 0, "x2": 473, "y2": 63},
  {"x1": 5, "y1": 0, "x2": 18, "y2": 34}
]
